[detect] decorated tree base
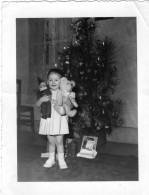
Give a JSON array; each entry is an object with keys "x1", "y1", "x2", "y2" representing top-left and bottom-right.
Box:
[{"x1": 65, "y1": 126, "x2": 107, "y2": 158}]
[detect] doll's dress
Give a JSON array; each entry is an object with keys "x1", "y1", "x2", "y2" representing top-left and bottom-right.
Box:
[
  {"x1": 39, "y1": 90, "x2": 69, "y2": 135},
  {"x1": 39, "y1": 87, "x2": 51, "y2": 119}
]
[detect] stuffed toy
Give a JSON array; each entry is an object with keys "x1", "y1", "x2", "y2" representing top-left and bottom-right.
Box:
[
  {"x1": 54, "y1": 77, "x2": 78, "y2": 117},
  {"x1": 38, "y1": 77, "x2": 52, "y2": 119},
  {"x1": 52, "y1": 90, "x2": 65, "y2": 116}
]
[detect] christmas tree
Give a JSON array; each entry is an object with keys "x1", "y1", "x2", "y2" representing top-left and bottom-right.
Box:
[{"x1": 57, "y1": 18, "x2": 124, "y2": 135}]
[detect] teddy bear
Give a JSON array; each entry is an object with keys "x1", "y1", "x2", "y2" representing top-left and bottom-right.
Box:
[
  {"x1": 38, "y1": 77, "x2": 52, "y2": 119},
  {"x1": 54, "y1": 77, "x2": 78, "y2": 117}
]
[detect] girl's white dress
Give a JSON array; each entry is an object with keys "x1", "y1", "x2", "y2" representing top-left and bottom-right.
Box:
[{"x1": 39, "y1": 90, "x2": 69, "y2": 135}]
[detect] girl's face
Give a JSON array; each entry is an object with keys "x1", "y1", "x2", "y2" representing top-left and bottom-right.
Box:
[{"x1": 48, "y1": 73, "x2": 61, "y2": 91}]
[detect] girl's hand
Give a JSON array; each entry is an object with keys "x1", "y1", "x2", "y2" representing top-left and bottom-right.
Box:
[
  {"x1": 35, "y1": 95, "x2": 51, "y2": 107},
  {"x1": 50, "y1": 99, "x2": 56, "y2": 104},
  {"x1": 40, "y1": 95, "x2": 51, "y2": 103}
]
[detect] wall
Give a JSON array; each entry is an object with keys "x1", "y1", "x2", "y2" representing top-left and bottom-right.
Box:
[
  {"x1": 16, "y1": 19, "x2": 29, "y2": 105},
  {"x1": 94, "y1": 18, "x2": 138, "y2": 144},
  {"x1": 95, "y1": 17, "x2": 137, "y2": 128},
  {"x1": 16, "y1": 18, "x2": 73, "y2": 122},
  {"x1": 16, "y1": 19, "x2": 42, "y2": 123}
]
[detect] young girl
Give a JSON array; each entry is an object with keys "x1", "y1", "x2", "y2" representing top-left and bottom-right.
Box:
[{"x1": 36, "y1": 69, "x2": 69, "y2": 169}]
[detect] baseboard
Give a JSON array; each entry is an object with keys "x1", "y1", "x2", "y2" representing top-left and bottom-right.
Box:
[
  {"x1": 107, "y1": 127, "x2": 138, "y2": 144},
  {"x1": 20, "y1": 122, "x2": 138, "y2": 145}
]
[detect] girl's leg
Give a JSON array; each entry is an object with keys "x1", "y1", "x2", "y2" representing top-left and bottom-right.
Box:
[
  {"x1": 55, "y1": 135, "x2": 64, "y2": 153},
  {"x1": 56, "y1": 135, "x2": 68, "y2": 169},
  {"x1": 43, "y1": 135, "x2": 56, "y2": 168},
  {"x1": 47, "y1": 135, "x2": 56, "y2": 153}
]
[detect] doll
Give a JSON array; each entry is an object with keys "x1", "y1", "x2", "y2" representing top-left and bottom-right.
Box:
[{"x1": 38, "y1": 77, "x2": 52, "y2": 119}]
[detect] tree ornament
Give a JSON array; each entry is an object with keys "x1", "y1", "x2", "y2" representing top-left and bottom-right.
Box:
[
  {"x1": 57, "y1": 18, "x2": 124, "y2": 136},
  {"x1": 80, "y1": 71, "x2": 84, "y2": 75},
  {"x1": 105, "y1": 125, "x2": 109, "y2": 129},
  {"x1": 79, "y1": 62, "x2": 83, "y2": 66},
  {"x1": 65, "y1": 61, "x2": 69, "y2": 64}
]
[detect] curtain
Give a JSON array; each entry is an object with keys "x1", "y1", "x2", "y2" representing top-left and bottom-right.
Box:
[
  {"x1": 27, "y1": 18, "x2": 72, "y2": 104},
  {"x1": 27, "y1": 19, "x2": 45, "y2": 104}
]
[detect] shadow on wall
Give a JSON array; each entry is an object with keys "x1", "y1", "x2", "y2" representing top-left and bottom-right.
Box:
[{"x1": 95, "y1": 17, "x2": 137, "y2": 128}]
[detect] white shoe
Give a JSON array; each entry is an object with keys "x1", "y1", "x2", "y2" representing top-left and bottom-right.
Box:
[
  {"x1": 43, "y1": 153, "x2": 55, "y2": 168},
  {"x1": 58, "y1": 153, "x2": 68, "y2": 169}
]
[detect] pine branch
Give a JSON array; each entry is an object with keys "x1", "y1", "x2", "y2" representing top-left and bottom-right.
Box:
[{"x1": 57, "y1": 18, "x2": 124, "y2": 134}]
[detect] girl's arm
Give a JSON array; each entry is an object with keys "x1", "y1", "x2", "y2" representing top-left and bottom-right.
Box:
[
  {"x1": 35, "y1": 95, "x2": 51, "y2": 107},
  {"x1": 35, "y1": 98, "x2": 42, "y2": 107}
]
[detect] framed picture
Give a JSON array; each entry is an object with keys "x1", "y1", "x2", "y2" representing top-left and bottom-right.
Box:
[
  {"x1": 77, "y1": 136, "x2": 98, "y2": 159},
  {"x1": 82, "y1": 136, "x2": 98, "y2": 151}
]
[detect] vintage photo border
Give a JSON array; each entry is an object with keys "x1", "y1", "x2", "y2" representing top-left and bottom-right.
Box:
[{"x1": 1, "y1": 1, "x2": 149, "y2": 195}]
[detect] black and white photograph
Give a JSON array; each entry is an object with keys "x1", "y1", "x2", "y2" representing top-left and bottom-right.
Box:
[
  {"x1": 16, "y1": 17, "x2": 138, "y2": 182},
  {"x1": 1, "y1": 2, "x2": 149, "y2": 195}
]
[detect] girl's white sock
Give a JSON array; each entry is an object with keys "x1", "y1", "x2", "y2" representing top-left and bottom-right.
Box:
[{"x1": 58, "y1": 153, "x2": 68, "y2": 169}]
